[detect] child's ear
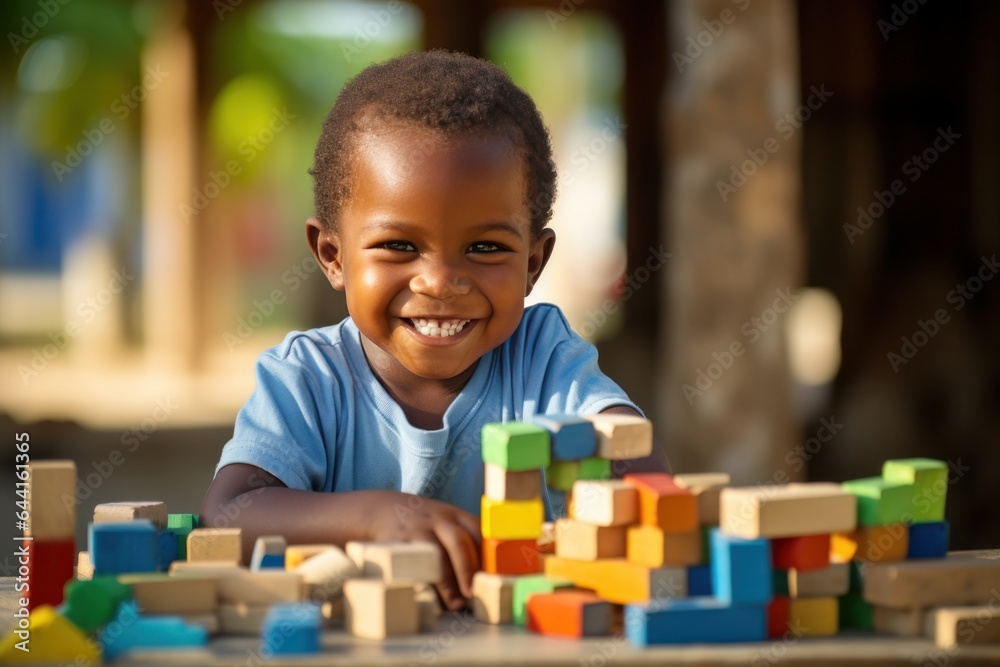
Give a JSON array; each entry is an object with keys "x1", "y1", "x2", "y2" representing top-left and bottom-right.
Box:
[
  {"x1": 526, "y1": 228, "x2": 556, "y2": 296},
  {"x1": 306, "y1": 217, "x2": 345, "y2": 291}
]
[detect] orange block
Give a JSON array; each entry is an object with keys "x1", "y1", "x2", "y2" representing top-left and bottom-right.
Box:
[
  {"x1": 626, "y1": 525, "x2": 701, "y2": 568},
  {"x1": 772, "y1": 534, "x2": 831, "y2": 571},
  {"x1": 832, "y1": 524, "x2": 908, "y2": 563},
  {"x1": 482, "y1": 538, "x2": 542, "y2": 575},
  {"x1": 544, "y1": 556, "x2": 687, "y2": 604},
  {"x1": 623, "y1": 474, "x2": 697, "y2": 533},
  {"x1": 526, "y1": 590, "x2": 611, "y2": 638}
]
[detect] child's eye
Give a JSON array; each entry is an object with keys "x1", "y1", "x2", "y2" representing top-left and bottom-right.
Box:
[
  {"x1": 468, "y1": 242, "x2": 506, "y2": 253},
  {"x1": 380, "y1": 241, "x2": 415, "y2": 252}
]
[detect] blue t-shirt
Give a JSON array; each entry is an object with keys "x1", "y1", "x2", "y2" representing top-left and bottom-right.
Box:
[{"x1": 214, "y1": 303, "x2": 640, "y2": 518}]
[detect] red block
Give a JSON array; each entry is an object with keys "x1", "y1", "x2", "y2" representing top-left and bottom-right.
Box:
[
  {"x1": 767, "y1": 596, "x2": 791, "y2": 639},
  {"x1": 527, "y1": 591, "x2": 611, "y2": 638},
  {"x1": 622, "y1": 473, "x2": 698, "y2": 533},
  {"x1": 27, "y1": 539, "x2": 75, "y2": 610},
  {"x1": 482, "y1": 538, "x2": 542, "y2": 575},
  {"x1": 771, "y1": 534, "x2": 830, "y2": 571}
]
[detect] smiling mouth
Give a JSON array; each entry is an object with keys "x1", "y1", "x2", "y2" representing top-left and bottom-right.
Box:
[{"x1": 405, "y1": 317, "x2": 472, "y2": 338}]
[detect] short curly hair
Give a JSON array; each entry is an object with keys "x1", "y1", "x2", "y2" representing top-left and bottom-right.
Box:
[{"x1": 309, "y1": 50, "x2": 557, "y2": 237}]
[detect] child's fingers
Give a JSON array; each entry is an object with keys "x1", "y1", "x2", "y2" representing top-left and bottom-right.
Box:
[
  {"x1": 452, "y1": 510, "x2": 482, "y2": 547},
  {"x1": 429, "y1": 536, "x2": 465, "y2": 610},
  {"x1": 434, "y1": 521, "x2": 479, "y2": 600}
]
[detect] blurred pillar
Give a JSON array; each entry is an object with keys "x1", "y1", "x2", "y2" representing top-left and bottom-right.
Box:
[{"x1": 659, "y1": 0, "x2": 804, "y2": 482}]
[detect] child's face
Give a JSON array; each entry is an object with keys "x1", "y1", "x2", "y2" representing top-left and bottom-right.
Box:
[{"x1": 308, "y1": 125, "x2": 555, "y2": 382}]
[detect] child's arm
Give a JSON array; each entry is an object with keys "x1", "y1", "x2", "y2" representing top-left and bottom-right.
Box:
[
  {"x1": 201, "y1": 462, "x2": 480, "y2": 610},
  {"x1": 599, "y1": 405, "x2": 671, "y2": 474}
]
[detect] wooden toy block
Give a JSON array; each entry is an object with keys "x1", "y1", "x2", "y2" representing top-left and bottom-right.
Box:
[
  {"x1": 578, "y1": 456, "x2": 612, "y2": 480},
  {"x1": 90, "y1": 519, "x2": 159, "y2": 575},
  {"x1": 527, "y1": 590, "x2": 611, "y2": 638},
  {"x1": 673, "y1": 472, "x2": 730, "y2": 525},
  {"x1": 25, "y1": 460, "x2": 76, "y2": 540},
  {"x1": 532, "y1": 414, "x2": 597, "y2": 461},
  {"x1": 169, "y1": 561, "x2": 304, "y2": 605},
  {"x1": 343, "y1": 579, "x2": 418, "y2": 639},
  {"x1": 699, "y1": 526, "x2": 711, "y2": 565},
  {"x1": 94, "y1": 501, "x2": 168, "y2": 530},
  {"x1": 882, "y1": 458, "x2": 948, "y2": 522},
  {"x1": 544, "y1": 556, "x2": 687, "y2": 605},
  {"x1": 180, "y1": 613, "x2": 219, "y2": 636},
  {"x1": 928, "y1": 605, "x2": 1000, "y2": 649},
  {"x1": 839, "y1": 591, "x2": 874, "y2": 630},
  {"x1": 360, "y1": 541, "x2": 441, "y2": 584},
  {"x1": 841, "y1": 477, "x2": 914, "y2": 527},
  {"x1": 481, "y1": 422, "x2": 550, "y2": 471},
  {"x1": 481, "y1": 496, "x2": 544, "y2": 539},
  {"x1": 484, "y1": 463, "x2": 542, "y2": 501},
  {"x1": 831, "y1": 523, "x2": 908, "y2": 563},
  {"x1": 545, "y1": 460, "x2": 580, "y2": 491},
  {"x1": 61, "y1": 576, "x2": 133, "y2": 634},
  {"x1": 76, "y1": 550, "x2": 94, "y2": 580},
  {"x1": 907, "y1": 520, "x2": 950, "y2": 559},
  {"x1": 570, "y1": 480, "x2": 638, "y2": 526},
  {"x1": 780, "y1": 562, "x2": 850, "y2": 598},
  {"x1": 0, "y1": 605, "x2": 100, "y2": 664},
  {"x1": 296, "y1": 546, "x2": 361, "y2": 601},
  {"x1": 555, "y1": 519, "x2": 627, "y2": 561},
  {"x1": 261, "y1": 602, "x2": 323, "y2": 655},
  {"x1": 624, "y1": 597, "x2": 767, "y2": 645},
  {"x1": 118, "y1": 573, "x2": 218, "y2": 614},
  {"x1": 719, "y1": 483, "x2": 857, "y2": 539},
  {"x1": 415, "y1": 583, "x2": 442, "y2": 632},
  {"x1": 287, "y1": 544, "x2": 336, "y2": 570},
  {"x1": 472, "y1": 571, "x2": 518, "y2": 625},
  {"x1": 250, "y1": 535, "x2": 287, "y2": 570},
  {"x1": 586, "y1": 413, "x2": 653, "y2": 460},
  {"x1": 482, "y1": 537, "x2": 542, "y2": 574},
  {"x1": 863, "y1": 551, "x2": 1000, "y2": 609},
  {"x1": 167, "y1": 513, "x2": 198, "y2": 560},
  {"x1": 767, "y1": 596, "x2": 791, "y2": 638},
  {"x1": 627, "y1": 525, "x2": 700, "y2": 568},
  {"x1": 186, "y1": 527, "x2": 242, "y2": 563},
  {"x1": 537, "y1": 521, "x2": 557, "y2": 554},
  {"x1": 710, "y1": 528, "x2": 772, "y2": 605},
  {"x1": 26, "y1": 539, "x2": 74, "y2": 610},
  {"x1": 873, "y1": 605, "x2": 924, "y2": 636},
  {"x1": 771, "y1": 533, "x2": 830, "y2": 571},
  {"x1": 623, "y1": 474, "x2": 698, "y2": 533},
  {"x1": 788, "y1": 597, "x2": 839, "y2": 637},
  {"x1": 219, "y1": 603, "x2": 270, "y2": 635},
  {"x1": 687, "y1": 565, "x2": 713, "y2": 596},
  {"x1": 99, "y1": 600, "x2": 208, "y2": 661},
  {"x1": 512, "y1": 574, "x2": 575, "y2": 625}
]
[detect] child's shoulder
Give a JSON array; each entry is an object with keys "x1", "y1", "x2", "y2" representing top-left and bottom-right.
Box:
[
  {"x1": 257, "y1": 318, "x2": 358, "y2": 369},
  {"x1": 519, "y1": 302, "x2": 573, "y2": 334}
]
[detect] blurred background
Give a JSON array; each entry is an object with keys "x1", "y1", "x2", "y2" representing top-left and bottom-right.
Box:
[{"x1": 1, "y1": 0, "x2": 997, "y2": 558}]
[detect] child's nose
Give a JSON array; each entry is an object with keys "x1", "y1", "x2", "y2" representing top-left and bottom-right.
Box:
[{"x1": 409, "y1": 260, "x2": 471, "y2": 299}]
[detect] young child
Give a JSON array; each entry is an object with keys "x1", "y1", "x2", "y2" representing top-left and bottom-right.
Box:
[{"x1": 202, "y1": 50, "x2": 662, "y2": 611}]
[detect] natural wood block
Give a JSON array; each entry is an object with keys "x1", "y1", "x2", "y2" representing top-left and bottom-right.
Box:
[
  {"x1": 287, "y1": 544, "x2": 337, "y2": 570},
  {"x1": 344, "y1": 579, "x2": 418, "y2": 639},
  {"x1": 831, "y1": 524, "x2": 908, "y2": 563},
  {"x1": 360, "y1": 542, "x2": 440, "y2": 584},
  {"x1": 586, "y1": 414, "x2": 653, "y2": 460},
  {"x1": 882, "y1": 458, "x2": 948, "y2": 522},
  {"x1": 863, "y1": 551, "x2": 1000, "y2": 609},
  {"x1": 472, "y1": 571, "x2": 517, "y2": 625},
  {"x1": 485, "y1": 463, "x2": 542, "y2": 501},
  {"x1": 623, "y1": 474, "x2": 698, "y2": 532},
  {"x1": 526, "y1": 591, "x2": 611, "y2": 638},
  {"x1": 772, "y1": 534, "x2": 830, "y2": 571},
  {"x1": 250, "y1": 535, "x2": 286, "y2": 570},
  {"x1": 118, "y1": 573, "x2": 218, "y2": 614},
  {"x1": 218, "y1": 603, "x2": 269, "y2": 635},
  {"x1": 481, "y1": 496, "x2": 544, "y2": 539},
  {"x1": 482, "y1": 538, "x2": 542, "y2": 574},
  {"x1": 873, "y1": 605, "x2": 924, "y2": 637},
  {"x1": 929, "y1": 605, "x2": 1000, "y2": 649},
  {"x1": 296, "y1": 546, "x2": 361, "y2": 601},
  {"x1": 788, "y1": 597, "x2": 839, "y2": 637},
  {"x1": 570, "y1": 480, "x2": 638, "y2": 527},
  {"x1": 841, "y1": 477, "x2": 914, "y2": 527},
  {"x1": 76, "y1": 550, "x2": 94, "y2": 581},
  {"x1": 782, "y1": 562, "x2": 850, "y2": 598},
  {"x1": 94, "y1": 501, "x2": 168, "y2": 530},
  {"x1": 415, "y1": 583, "x2": 442, "y2": 632},
  {"x1": 537, "y1": 522, "x2": 557, "y2": 554},
  {"x1": 719, "y1": 483, "x2": 857, "y2": 539},
  {"x1": 26, "y1": 460, "x2": 76, "y2": 540},
  {"x1": 626, "y1": 525, "x2": 700, "y2": 568},
  {"x1": 544, "y1": 556, "x2": 687, "y2": 605},
  {"x1": 169, "y1": 561, "x2": 303, "y2": 605},
  {"x1": 186, "y1": 528, "x2": 242, "y2": 563},
  {"x1": 673, "y1": 472, "x2": 730, "y2": 525},
  {"x1": 555, "y1": 519, "x2": 626, "y2": 561},
  {"x1": 481, "y1": 422, "x2": 550, "y2": 471}
]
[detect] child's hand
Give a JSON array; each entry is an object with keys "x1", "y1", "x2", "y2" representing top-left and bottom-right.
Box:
[{"x1": 367, "y1": 492, "x2": 481, "y2": 611}]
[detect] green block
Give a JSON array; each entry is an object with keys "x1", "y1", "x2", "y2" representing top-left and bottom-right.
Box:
[
  {"x1": 848, "y1": 561, "x2": 865, "y2": 591},
  {"x1": 842, "y1": 477, "x2": 914, "y2": 526},
  {"x1": 512, "y1": 575, "x2": 572, "y2": 626},
  {"x1": 546, "y1": 461, "x2": 580, "y2": 491},
  {"x1": 481, "y1": 422, "x2": 550, "y2": 471},
  {"x1": 578, "y1": 457, "x2": 611, "y2": 480},
  {"x1": 168, "y1": 513, "x2": 199, "y2": 560},
  {"x1": 839, "y1": 591, "x2": 873, "y2": 630},
  {"x1": 882, "y1": 459, "x2": 948, "y2": 521},
  {"x1": 61, "y1": 576, "x2": 133, "y2": 634},
  {"x1": 773, "y1": 568, "x2": 790, "y2": 597},
  {"x1": 699, "y1": 526, "x2": 712, "y2": 566}
]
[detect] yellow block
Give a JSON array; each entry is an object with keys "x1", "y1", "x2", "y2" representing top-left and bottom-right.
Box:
[
  {"x1": 481, "y1": 496, "x2": 543, "y2": 540},
  {"x1": 543, "y1": 555, "x2": 686, "y2": 604},
  {"x1": 285, "y1": 544, "x2": 335, "y2": 570},
  {"x1": 788, "y1": 597, "x2": 839, "y2": 637},
  {"x1": 626, "y1": 525, "x2": 701, "y2": 568},
  {"x1": 831, "y1": 524, "x2": 908, "y2": 563},
  {"x1": 0, "y1": 605, "x2": 101, "y2": 664}
]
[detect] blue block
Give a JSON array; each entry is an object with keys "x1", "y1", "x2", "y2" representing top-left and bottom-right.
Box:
[
  {"x1": 532, "y1": 414, "x2": 597, "y2": 461},
  {"x1": 90, "y1": 520, "x2": 159, "y2": 576},
  {"x1": 100, "y1": 601, "x2": 207, "y2": 660},
  {"x1": 907, "y1": 520, "x2": 949, "y2": 559},
  {"x1": 625, "y1": 597, "x2": 767, "y2": 645},
  {"x1": 710, "y1": 529, "x2": 772, "y2": 605},
  {"x1": 158, "y1": 529, "x2": 179, "y2": 570},
  {"x1": 259, "y1": 554, "x2": 285, "y2": 569},
  {"x1": 262, "y1": 602, "x2": 323, "y2": 655},
  {"x1": 688, "y1": 565, "x2": 713, "y2": 596}
]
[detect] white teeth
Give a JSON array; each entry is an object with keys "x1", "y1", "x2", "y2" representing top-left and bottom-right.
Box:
[{"x1": 409, "y1": 318, "x2": 471, "y2": 338}]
